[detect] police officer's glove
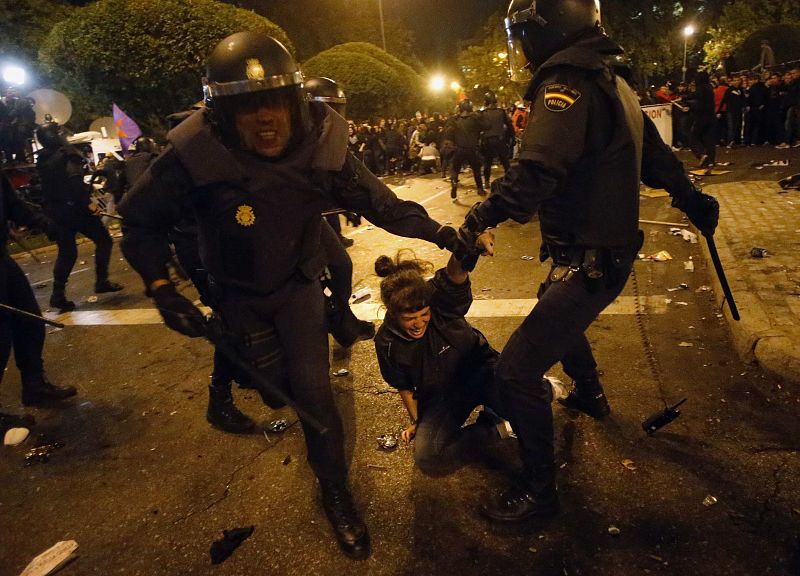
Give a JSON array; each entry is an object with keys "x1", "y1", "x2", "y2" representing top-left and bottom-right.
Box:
[
  {"x1": 682, "y1": 191, "x2": 720, "y2": 237},
  {"x1": 152, "y1": 284, "x2": 206, "y2": 338},
  {"x1": 434, "y1": 225, "x2": 471, "y2": 261},
  {"x1": 344, "y1": 212, "x2": 362, "y2": 227},
  {"x1": 458, "y1": 202, "x2": 490, "y2": 253}
]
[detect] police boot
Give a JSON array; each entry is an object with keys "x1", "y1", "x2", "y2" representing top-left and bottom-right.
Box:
[
  {"x1": 49, "y1": 283, "x2": 75, "y2": 313},
  {"x1": 95, "y1": 279, "x2": 124, "y2": 293},
  {"x1": 450, "y1": 180, "x2": 458, "y2": 199},
  {"x1": 481, "y1": 467, "x2": 559, "y2": 523},
  {"x1": 319, "y1": 480, "x2": 371, "y2": 560},
  {"x1": 206, "y1": 385, "x2": 255, "y2": 434},
  {"x1": 0, "y1": 411, "x2": 35, "y2": 434},
  {"x1": 21, "y1": 375, "x2": 77, "y2": 406},
  {"x1": 558, "y1": 378, "x2": 611, "y2": 419}
]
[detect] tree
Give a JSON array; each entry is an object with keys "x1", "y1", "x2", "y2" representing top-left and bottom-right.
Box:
[
  {"x1": 303, "y1": 42, "x2": 423, "y2": 120},
  {"x1": 0, "y1": 0, "x2": 75, "y2": 64},
  {"x1": 703, "y1": 0, "x2": 800, "y2": 70},
  {"x1": 38, "y1": 0, "x2": 291, "y2": 133}
]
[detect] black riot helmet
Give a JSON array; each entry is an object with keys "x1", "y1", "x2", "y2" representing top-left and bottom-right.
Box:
[
  {"x1": 203, "y1": 31, "x2": 310, "y2": 157},
  {"x1": 505, "y1": 0, "x2": 602, "y2": 82},
  {"x1": 484, "y1": 90, "x2": 498, "y2": 107},
  {"x1": 131, "y1": 136, "x2": 159, "y2": 154},
  {"x1": 305, "y1": 76, "x2": 347, "y2": 117},
  {"x1": 35, "y1": 121, "x2": 65, "y2": 150},
  {"x1": 458, "y1": 99, "x2": 473, "y2": 114}
]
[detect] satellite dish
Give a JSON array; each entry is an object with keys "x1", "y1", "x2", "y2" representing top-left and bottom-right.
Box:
[
  {"x1": 89, "y1": 116, "x2": 118, "y2": 139},
  {"x1": 27, "y1": 88, "x2": 72, "y2": 125}
]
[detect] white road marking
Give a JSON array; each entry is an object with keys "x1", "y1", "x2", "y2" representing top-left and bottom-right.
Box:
[{"x1": 44, "y1": 295, "x2": 668, "y2": 326}]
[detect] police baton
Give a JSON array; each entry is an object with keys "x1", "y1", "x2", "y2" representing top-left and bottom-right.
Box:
[
  {"x1": 0, "y1": 303, "x2": 65, "y2": 328},
  {"x1": 202, "y1": 317, "x2": 330, "y2": 435},
  {"x1": 99, "y1": 212, "x2": 124, "y2": 221},
  {"x1": 704, "y1": 233, "x2": 740, "y2": 321}
]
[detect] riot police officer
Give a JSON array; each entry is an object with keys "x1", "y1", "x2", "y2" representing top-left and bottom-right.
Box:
[
  {"x1": 457, "y1": 0, "x2": 720, "y2": 522},
  {"x1": 448, "y1": 99, "x2": 486, "y2": 199},
  {"x1": 35, "y1": 121, "x2": 123, "y2": 311},
  {"x1": 119, "y1": 32, "x2": 464, "y2": 559},
  {"x1": 480, "y1": 91, "x2": 514, "y2": 185}
]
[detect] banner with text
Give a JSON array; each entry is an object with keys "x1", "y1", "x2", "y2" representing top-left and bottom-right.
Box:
[{"x1": 641, "y1": 104, "x2": 673, "y2": 147}]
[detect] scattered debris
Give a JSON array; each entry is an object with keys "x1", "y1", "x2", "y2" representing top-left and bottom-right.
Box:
[
  {"x1": 24, "y1": 438, "x2": 65, "y2": 465},
  {"x1": 4, "y1": 427, "x2": 30, "y2": 446},
  {"x1": 702, "y1": 495, "x2": 718, "y2": 507},
  {"x1": 19, "y1": 540, "x2": 78, "y2": 576},
  {"x1": 349, "y1": 287, "x2": 371, "y2": 304},
  {"x1": 696, "y1": 285, "x2": 712, "y2": 292},
  {"x1": 607, "y1": 525, "x2": 621, "y2": 536},
  {"x1": 667, "y1": 283, "x2": 689, "y2": 292},
  {"x1": 47, "y1": 327, "x2": 62, "y2": 334},
  {"x1": 675, "y1": 302, "x2": 690, "y2": 306},
  {"x1": 641, "y1": 250, "x2": 672, "y2": 261},
  {"x1": 684, "y1": 260, "x2": 695, "y2": 272},
  {"x1": 621, "y1": 459, "x2": 637, "y2": 471},
  {"x1": 642, "y1": 399, "x2": 687, "y2": 434},
  {"x1": 679, "y1": 342, "x2": 694, "y2": 347},
  {"x1": 266, "y1": 419, "x2": 288, "y2": 433},
  {"x1": 640, "y1": 187, "x2": 670, "y2": 198},
  {"x1": 209, "y1": 526, "x2": 254, "y2": 565},
  {"x1": 750, "y1": 247, "x2": 768, "y2": 258},
  {"x1": 367, "y1": 464, "x2": 388, "y2": 470},
  {"x1": 377, "y1": 434, "x2": 399, "y2": 451},
  {"x1": 86, "y1": 295, "x2": 98, "y2": 303},
  {"x1": 521, "y1": 255, "x2": 535, "y2": 261},
  {"x1": 333, "y1": 368, "x2": 350, "y2": 377},
  {"x1": 282, "y1": 455, "x2": 292, "y2": 465},
  {"x1": 689, "y1": 169, "x2": 731, "y2": 176},
  {"x1": 670, "y1": 228, "x2": 698, "y2": 243}
]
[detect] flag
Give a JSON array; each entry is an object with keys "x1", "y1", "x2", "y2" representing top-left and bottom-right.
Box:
[{"x1": 112, "y1": 103, "x2": 142, "y2": 154}]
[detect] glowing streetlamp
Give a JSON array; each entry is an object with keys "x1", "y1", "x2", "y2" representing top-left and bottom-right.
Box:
[
  {"x1": 450, "y1": 81, "x2": 461, "y2": 92},
  {"x1": 2, "y1": 65, "x2": 26, "y2": 86},
  {"x1": 682, "y1": 25, "x2": 695, "y2": 82},
  {"x1": 429, "y1": 75, "x2": 446, "y2": 93}
]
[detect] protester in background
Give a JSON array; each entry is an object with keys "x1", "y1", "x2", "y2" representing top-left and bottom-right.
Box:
[{"x1": 684, "y1": 71, "x2": 718, "y2": 168}]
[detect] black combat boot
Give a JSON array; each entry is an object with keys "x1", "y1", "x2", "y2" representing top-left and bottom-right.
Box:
[
  {"x1": 319, "y1": 480, "x2": 371, "y2": 560},
  {"x1": 206, "y1": 385, "x2": 255, "y2": 434},
  {"x1": 95, "y1": 279, "x2": 124, "y2": 293},
  {"x1": 481, "y1": 468, "x2": 559, "y2": 522},
  {"x1": 450, "y1": 180, "x2": 458, "y2": 199},
  {"x1": 49, "y1": 283, "x2": 75, "y2": 313},
  {"x1": 0, "y1": 412, "x2": 35, "y2": 434},
  {"x1": 558, "y1": 378, "x2": 611, "y2": 419},
  {"x1": 21, "y1": 375, "x2": 77, "y2": 406}
]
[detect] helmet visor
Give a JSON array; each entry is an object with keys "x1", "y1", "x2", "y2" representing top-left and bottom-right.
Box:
[{"x1": 505, "y1": 18, "x2": 532, "y2": 84}]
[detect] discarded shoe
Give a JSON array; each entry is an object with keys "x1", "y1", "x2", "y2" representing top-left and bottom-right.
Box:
[
  {"x1": 558, "y1": 390, "x2": 611, "y2": 419},
  {"x1": 320, "y1": 480, "x2": 371, "y2": 560}
]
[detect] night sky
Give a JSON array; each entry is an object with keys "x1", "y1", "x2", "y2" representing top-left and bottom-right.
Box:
[{"x1": 383, "y1": 0, "x2": 508, "y2": 66}]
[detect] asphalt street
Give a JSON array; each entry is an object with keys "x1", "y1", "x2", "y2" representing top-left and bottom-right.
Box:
[{"x1": 0, "y1": 161, "x2": 798, "y2": 576}]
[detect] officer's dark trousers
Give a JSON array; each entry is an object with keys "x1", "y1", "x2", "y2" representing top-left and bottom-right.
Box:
[
  {"x1": 481, "y1": 137, "x2": 510, "y2": 183},
  {"x1": 450, "y1": 147, "x2": 484, "y2": 190},
  {"x1": 0, "y1": 254, "x2": 45, "y2": 385},
  {"x1": 219, "y1": 278, "x2": 346, "y2": 482},
  {"x1": 495, "y1": 261, "x2": 632, "y2": 485},
  {"x1": 690, "y1": 118, "x2": 717, "y2": 165},
  {"x1": 51, "y1": 210, "x2": 113, "y2": 287}
]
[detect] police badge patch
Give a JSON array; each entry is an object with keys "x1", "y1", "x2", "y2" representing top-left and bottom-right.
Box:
[
  {"x1": 235, "y1": 205, "x2": 256, "y2": 227},
  {"x1": 543, "y1": 84, "x2": 581, "y2": 112}
]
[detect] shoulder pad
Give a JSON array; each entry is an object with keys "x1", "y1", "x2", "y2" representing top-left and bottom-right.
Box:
[{"x1": 167, "y1": 109, "x2": 243, "y2": 186}]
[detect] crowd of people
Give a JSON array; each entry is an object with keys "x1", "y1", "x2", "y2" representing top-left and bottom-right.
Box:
[{"x1": 642, "y1": 63, "x2": 800, "y2": 153}]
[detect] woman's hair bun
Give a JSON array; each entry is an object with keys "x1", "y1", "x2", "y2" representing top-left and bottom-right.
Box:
[{"x1": 374, "y1": 255, "x2": 396, "y2": 277}]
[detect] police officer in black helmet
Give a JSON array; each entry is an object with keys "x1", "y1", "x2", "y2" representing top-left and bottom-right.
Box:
[
  {"x1": 305, "y1": 76, "x2": 348, "y2": 118},
  {"x1": 119, "y1": 32, "x2": 465, "y2": 559},
  {"x1": 479, "y1": 90, "x2": 514, "y2": 186},
  {"x1": 448, "y1": 99, "x2": 486, "y2": 199},
  {"x1": 457, "y1": 0, "x2": 719, "y2": 521}
]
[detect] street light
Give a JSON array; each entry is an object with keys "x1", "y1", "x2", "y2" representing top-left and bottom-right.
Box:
[
  {"x1": 429, "y1": 75, "x2": 446, "y2": 93},
  {"x1": 2, "y1": 65, "x2": 26, "y2": 86},
  {"x1": 378, "y1": 0, "x2": 387, "y2": 52},
  {"x1": 682, "y1": 25, "x2": 695, "y2": 82}
]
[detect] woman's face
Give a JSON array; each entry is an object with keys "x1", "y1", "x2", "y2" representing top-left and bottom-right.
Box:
[{"x1": 398, "y1": 306, "x2": 431, "y2": 339}]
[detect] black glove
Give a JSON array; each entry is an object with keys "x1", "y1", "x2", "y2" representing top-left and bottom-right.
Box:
[
  {"x1": 152, "y1": 284, "x2": 206, "y2": 338},
  {"x1": 434, "y1": 225, "x2": 471, "y2": 261},
  {"x1": 682, "y1": 192, "x2": 719, "y2": 237},
  {"x1": 457, "y1": 202, "x2": 489, "y2": 251},
  {"x1": 344, "y1": 212, "x2": 362, "y2": 227}
]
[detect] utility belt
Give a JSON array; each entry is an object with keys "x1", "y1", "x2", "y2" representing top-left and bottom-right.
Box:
[{"x1": 543, "y1": 233, "x2": 643, "y2": 289}]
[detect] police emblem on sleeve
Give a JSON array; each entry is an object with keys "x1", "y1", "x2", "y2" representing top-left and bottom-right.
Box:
[
  {"x1": 235, "y1": 205, "x2": 256, "y2": 227},
  {"x1": 543, "y1": 84, "x2": 581, "y2": 112}
]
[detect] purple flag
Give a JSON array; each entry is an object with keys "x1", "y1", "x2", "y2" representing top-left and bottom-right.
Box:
[{"x1": 112, "y1": 103, "x2": 142, "y2": 154}]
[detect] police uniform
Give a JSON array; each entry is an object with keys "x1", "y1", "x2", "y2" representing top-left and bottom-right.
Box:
[
  {"x1": 449, "y1": 111, "x2": 485, "y2": 197},
  {"x1": 466, "y1": 31, "x2": 716, "y2": 509},
  {"x1": 479, "y1": 105, "x2": 514, "y2": 183},
  {"x1": 119, "y1": 103, "x2": 444, "y2": 483}
]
